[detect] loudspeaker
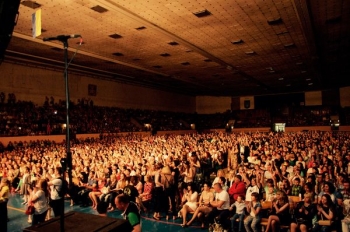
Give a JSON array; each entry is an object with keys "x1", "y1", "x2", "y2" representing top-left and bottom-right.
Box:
[
  {"x1": 23, "y1": 211, "x2": 133, "y2": 232},
  {"x1": 0, "y1": 0, "x2": 21, "y2": 61}
]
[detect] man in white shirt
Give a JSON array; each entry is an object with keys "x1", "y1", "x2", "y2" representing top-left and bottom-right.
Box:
[{"x1": 207, "y1": 183, "x2": 230, "y2": 231}]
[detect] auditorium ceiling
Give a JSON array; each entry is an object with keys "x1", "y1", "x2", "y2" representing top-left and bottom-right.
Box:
[{"x1": 5, "y1": 0, "x2": 350, "y2": 96}]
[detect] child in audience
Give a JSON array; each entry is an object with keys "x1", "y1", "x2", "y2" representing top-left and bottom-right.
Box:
[{"x1": 230, "y1": 195, "x2": 246, "y2": 232}]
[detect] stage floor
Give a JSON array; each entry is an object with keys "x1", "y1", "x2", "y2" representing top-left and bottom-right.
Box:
[{"x1": 7, "y1": 192, "x2": 204, "y2": 232}]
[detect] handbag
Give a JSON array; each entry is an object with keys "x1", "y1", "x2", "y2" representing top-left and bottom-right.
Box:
[{"x1": 25, "y1": 205, "x2": 35, "y2": 215}]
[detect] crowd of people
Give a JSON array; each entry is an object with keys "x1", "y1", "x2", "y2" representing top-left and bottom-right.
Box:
[
  {"x1": 1, "y1": 94, "x2": 349, "y2": 137},
  {"x1": 0, "y1": 129, "x2": 350, "y2": 231}
]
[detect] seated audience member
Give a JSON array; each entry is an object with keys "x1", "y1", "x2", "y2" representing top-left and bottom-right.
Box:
[
  {"x1": 230, "y1": 195, "x2": 246, "y2": 232},
  {"x1": 186, "y1": 182, "x2": 214, "y2": 228},
  {"x1": 313, "y1": 194, "x2": 335, "y2": 232},
  {"x1": 318, "y1": 182, "x2": 336, "y2": 204},
  {"x1": 212, "y1": 169, "x2": 225, "y2": 187},
  {"x1": 229, "y1": 175, "x2": 246, "y2": 201},
  {"x1": 342, "y1": 199, "x2": 350, "y2": 232},
  {"x1": 207, "y1": 183, "x2": 231, "y2": 231},
  {"x1": 244, "y1": 192, "x2": 261, "y2": 232},
  {"x1": 291, "y1": 177, "x2": 303, "y2": 197},
  {"x1": 264, "y1": 191, "x2": 290, "y2": 232},
  {"x1": 290, "y1": 193, "x2": 316, "y2": 232},
  {"x1": 179, "y1": 182, "x2": 198, "y2": 227}
]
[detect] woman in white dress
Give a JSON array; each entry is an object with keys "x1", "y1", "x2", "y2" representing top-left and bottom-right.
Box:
[{"x1": 179, "y1": 182, "x2": 198, "y2": 227}]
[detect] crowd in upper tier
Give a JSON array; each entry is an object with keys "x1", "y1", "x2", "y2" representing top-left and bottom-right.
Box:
[{"x1": 1, "y1": 93, "x2": 349, "y2": 137}]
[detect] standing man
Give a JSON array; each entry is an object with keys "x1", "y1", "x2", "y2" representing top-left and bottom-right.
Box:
[
  {"x1": 115, "y1": 193, "x2": 141, "y2": 232},
  {"x1": 48, "y1": 167, "x2": 64, "y2": 217},
  {"x1": 207, "y1": 183, "x2": 231, "y2": 231}
]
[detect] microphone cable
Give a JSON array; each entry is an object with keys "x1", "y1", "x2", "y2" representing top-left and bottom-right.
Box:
[{"x1": 67, "y1": 37, "x2": 84, "y2": 68}]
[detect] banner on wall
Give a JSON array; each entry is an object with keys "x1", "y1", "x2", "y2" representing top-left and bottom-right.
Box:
[{"x1": 240, "y1": 96, "x2": 255, "y2": 110}]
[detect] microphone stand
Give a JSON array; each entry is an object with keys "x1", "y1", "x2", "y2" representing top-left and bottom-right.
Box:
[{"x1": 58, "y1": 37, "x2": 73, "y2": 232}]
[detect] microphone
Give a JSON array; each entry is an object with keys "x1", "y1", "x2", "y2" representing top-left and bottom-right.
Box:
[{"x1": 43, "y1": 34, "x2": 81, "y2": 42}]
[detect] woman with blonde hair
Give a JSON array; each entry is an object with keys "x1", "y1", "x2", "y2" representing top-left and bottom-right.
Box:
[{"x1": 290, "y1": 193, "x2": 316, "y2": 232}]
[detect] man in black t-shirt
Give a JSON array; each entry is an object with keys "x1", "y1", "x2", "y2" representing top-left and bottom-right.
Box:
[{"x1": 123, "y1": 176, "x2": 139, "y2": 203}]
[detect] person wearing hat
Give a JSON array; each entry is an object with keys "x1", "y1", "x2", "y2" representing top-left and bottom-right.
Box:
[{"x1": 0, "y1": 178, "x2": 10, "y2": 232}]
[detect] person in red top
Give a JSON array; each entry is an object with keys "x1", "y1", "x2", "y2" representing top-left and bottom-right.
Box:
[{"x1": 229, "y1": 175, "x2": 246, "y2": 201}]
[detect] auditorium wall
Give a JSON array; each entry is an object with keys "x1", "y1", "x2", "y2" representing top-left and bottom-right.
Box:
[
  {"x1": 196, "y1": 96, "x2": 231, "y2": 114},
  {"x1": 0, "y1": 62, "x2": 195, "y2": 113}
]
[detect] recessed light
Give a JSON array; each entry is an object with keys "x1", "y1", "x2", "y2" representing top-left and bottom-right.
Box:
[
  {"x1": 308, "y1": 83, "x2": 313, "y2": 85},
  {"x1": 306, "y1": 78, "x2": 311, "y2": 81},
  {"x1": 91, "y1": 5, "x2": 108, "y2": 13},
  {"x1": 301, "y1": 70, "x2": 307, "y2": 73},
  {"x1": 231, "y1": 39, "x2": 244, "y2": 44},
  {"x1": 245, "y1": 51, "x2": 256, "y2": 55},
  {"x1": 109, "y1": 34, "x2": 122, "y2": 39},
  {"x1": 168, "y1": 41, "x2": 179, "y2": 46},
  {"x1": 193, "y1": 9, "x2": 211, "y2": 18},
  {"x1": 278, "y1": 77, "x2": 284, "y2": 81},
  {"x1": 267, "y1": 17, "x2": 283, "y2": 25},
  {"x1": 160, "y1": 53, "x2": 170, "y2": 57},
  {"x1": 284, "y1": 43, "x2": 295, "y2": 48},
  {"x1": 112, "y1": 52, "x2": 123, "y2": 56},
  {"x1": 135, "y1": 26, "x2": 146, "y2": 30},
  {"x1": 286, "y1": 84, "x2": 291, "y2": 86}
]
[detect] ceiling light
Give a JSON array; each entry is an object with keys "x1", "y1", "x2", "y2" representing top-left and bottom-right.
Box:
[
  {"x1": 91, "y1": 5, "x2": 108, "y2": 13},
  {"x1": 135, "y1": 26, "x2": 146, "y2": 30},
  {"x1": 306, "y1": 78, "x2": 311, "y2": 81},
  {"x1": 231, "y1": 39, "x2": 244, "y2": 44},
  {"x1": 245, "y1": 51, "x2": 256, "y2": 55},
  {"x1": 308, "y1": 83, "x2": 313, "y2": 85},
  {"x1": 278, "y1": 77, "x2": 284, "y2": 80},
  {"x1": 160, "y1": 53, "x2": 170, "y2": 57},
  {"x1": 112, "y1": 52, "x2": 123, "y2": 56},
  {"x1": 193, "y1": 9, "x2": 211, "y2": 18},
  {"x1": 21, "y1": 1, "x2": 41, "y2": 9},
  {"x1": 286, "y1": 84, "x2": 291, "y2": 86},
  {"x1": 284, "y1": 43, "x2": 295, "y2": 48},
  {"x1": 301, "y1": 70, "x2": 307, "y2": 73},
  {"x1": 276, "y1": 31, "x2": 288, "y2": 35},
  {"x1": 109, "y1": 33, "x2": 122, "y2": 39},
  {"x1": 168, "y1": 41, "x2": 179, "y2": 46},
  {"x1": 267, "y1": 17, "x2": 283, "y2": 25}
]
